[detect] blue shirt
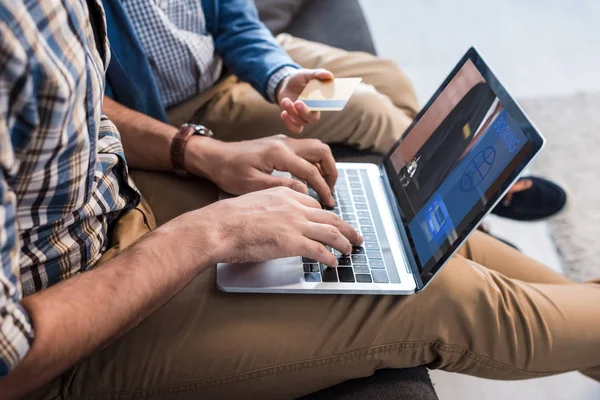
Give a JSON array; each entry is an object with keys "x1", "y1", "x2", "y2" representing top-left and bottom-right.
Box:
[{"x1": 104, "y1": 0, "x2": 301, "y2": 120}]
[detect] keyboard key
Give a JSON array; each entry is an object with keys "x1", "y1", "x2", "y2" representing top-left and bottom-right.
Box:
[
  {"x1": 358, "y1": 218, "x2": 372, "y2": 226},
  {"x1": 365, "y1": 242, "x2": 380, "y2": 250},
  {"x1": 372, "y1": 269, "x2": 389, "y2": 283},
  {"x1": 337, "y1": 257, "x2": 352, "y2": 266},
  {"x1": 352, "y1": 255, "x2": 367, "y2": 264},
  {"x1": 342, "y1": 214, "x2": 356, "y2": 222},
  {"x1": 353, "y1": 196, "x2": 367, "y2": 203},
  {"x1": 337, "y1": 267, "x2": 355, "y2": 282},
  {"x1": 367, "y1": 251, "x2": 383, "y2": 259},
  {"x1": 347, "y1": 169, "x2": 359, "y2": 176},
  {"x1": 351, "y1": 189, "x2": 364, "y2": 196},
  {"x1": 349, "y1": 222, "x2": 359, "y2": 229},
  {"x1": 348, "y1": 175, "x2": 360, "y2": 182},
  {"x1": 351, "y1": 246, "x2": 365, "y2": 255},
  {"x1": 337, "y1": 198, "x2": 352, "y2": 207},
  {"x1": 340, "y1": 206, "x2": 353, "y2": 214},
  {"x1": 357, "y1": 211, "x2": 370, "y2": 218},
  {"x1": 355, "y1": 203, "x2": 368, "y2": 210},
  {"x1": 302, "y1": 257, "x2": 316, "y2": 263},
  {"x1": 332, "y1": 208, "x2": 341, "y2": 215},
  {"x1": 353, "y1": 264, "x2": 370, "y2": 274},
  {"x1": 304, "y1": 272, "x2": 321, "y2": 282},
  {"x1": 369, "y1": 260, "x2": 386, "y2": 269},
  {"x1": 363, "y1": 234, "x2": 378, "y2": 242},
  {"x1": 349, "y1": 182, "x2": 362, "y2": 189},
  {"x1": 303, "y1": 263, "x2": 319, "y2": 273},
  {"x1": 337, "y1": 193, "x2": 351, "y2": 201},
  {"x1": 321, "y1": 264, "x2": 338, "y2": 282},
  {"x1": 360, "y1": 226, "x2": 375, "y2": 233},
  {"x1": 356, "y1": 274, "x2": 373, "y2": 283},
  {"x1": 338, "y1": 170, "x2": 346, "y2": 177}
]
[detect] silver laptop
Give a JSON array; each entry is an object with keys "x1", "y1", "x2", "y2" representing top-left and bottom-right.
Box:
[{"x1": 217, "y1": 47, "x2": 545, "y2": 295}]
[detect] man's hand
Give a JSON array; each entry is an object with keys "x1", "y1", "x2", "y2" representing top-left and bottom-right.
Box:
[
  {"x1": 185, "y1": 135, "x2": 338, "y2": 207},
  {"x1": 277, "y1": 68, "x2": 334, "y2": 134},
  {"x1": 204, "y1": 187, "x2": 363, "y2": 267}
]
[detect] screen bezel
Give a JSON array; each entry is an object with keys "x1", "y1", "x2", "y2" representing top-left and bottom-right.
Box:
[{"x1": 382, "y1": 47, "x2": 546, "y2": 290}]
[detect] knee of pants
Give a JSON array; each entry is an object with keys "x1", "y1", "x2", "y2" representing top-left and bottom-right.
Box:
[
  {"x1": 417, "y1": 258, "x2": 511, "y2": 344},
  {"x1": 342, "y1": 84, "x2": 413, "y2": 153},
  {"x1": 416, "y1": 258, "x2": 545, "y2": 372}
]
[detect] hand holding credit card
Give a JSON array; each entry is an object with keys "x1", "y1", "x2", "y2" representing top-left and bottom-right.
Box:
[{"x1": 298, "y1": 77, "x2": 362, "y2": 111}]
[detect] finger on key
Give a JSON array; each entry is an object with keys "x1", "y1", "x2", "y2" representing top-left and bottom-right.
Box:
[
  {"x1": 279, "y1": 154, "x2": 334, "y2": 208},
  {"x1": 288, "y1": 138, "x2": 337, "y2": 190},
  {"x1": 304, "y1": 222, "x2": 352, "y2": 256},
  {"x1": 299, "y1": 238, "x2": 338, "y2": 267},
  {"x1": 306, "y1": 208, "x2": 363, "y2": 246}
]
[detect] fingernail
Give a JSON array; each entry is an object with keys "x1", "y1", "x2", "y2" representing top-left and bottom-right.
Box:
[{"x1": 296, "y1": 102, "x2": 304, "y2": 111}]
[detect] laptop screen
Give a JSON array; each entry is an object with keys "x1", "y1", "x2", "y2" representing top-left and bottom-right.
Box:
[{"x1": 383, "y1": 54, "x2": 537, "y2": 287}]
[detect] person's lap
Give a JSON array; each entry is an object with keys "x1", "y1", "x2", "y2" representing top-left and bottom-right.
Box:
[
  {"x1": 36, "y1": 171, "x2": 599, "y2": 400},
  {"x1": 167, "y1": 34, "x2": 419, "y2": 154}
]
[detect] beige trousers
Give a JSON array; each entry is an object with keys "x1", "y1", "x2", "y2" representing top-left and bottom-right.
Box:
[
  {"x1": 167, "y1": 34, "x2": 420, "y2": 154},
  {"x1": 30, "y1": 170, "x2": 600, "y2": 400}
]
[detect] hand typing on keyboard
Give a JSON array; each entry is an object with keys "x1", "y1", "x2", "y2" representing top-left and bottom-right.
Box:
[
  {"x1": 206, "y1": 187, "x2": 363, "y2": 267},
  {"x1": 184, "y1": 134, "x2": 337, "y2": 207},
  {"x1": 302, "y1": 168, "x2": 393, "y2": 284}
]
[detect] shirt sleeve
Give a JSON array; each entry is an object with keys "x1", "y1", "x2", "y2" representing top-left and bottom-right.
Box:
[
  {"x1": 266, "y1": 65, "x2": 298, "y2": 104},
  {"x1": 0, "y1": 22, "x2": 35, "y2": 378},
  {"x1": 209, "y1": 0, "x2": 300, "y2": 101}
]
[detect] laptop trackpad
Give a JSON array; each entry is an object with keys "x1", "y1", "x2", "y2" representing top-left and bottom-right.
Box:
[{"x1": 217, "y1": 257, "x2": 302, "y2": 290}]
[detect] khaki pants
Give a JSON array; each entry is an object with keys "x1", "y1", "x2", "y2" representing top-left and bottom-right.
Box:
[
  {"x1": 32, "y1": 170, "x2": 600, "y2": 400},
  {"x1": 32, "y1": 36, "x2": 600, "y2": 399},
  {"x1": 167, "y1": 34, "x2": 420, "y2": 154}
]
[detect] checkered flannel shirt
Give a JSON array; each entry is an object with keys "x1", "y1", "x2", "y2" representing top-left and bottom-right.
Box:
[
  {"x1": 0, "y1": 0, "x2": 139, "y2": 377},
  {"x1": 123, "y1": 0, "x2": 296, "y2": 107}
]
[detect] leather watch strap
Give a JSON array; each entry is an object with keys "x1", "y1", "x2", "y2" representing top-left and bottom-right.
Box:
[{"x1": 170, "y1": 123, "x2": 212, "y2": 177}]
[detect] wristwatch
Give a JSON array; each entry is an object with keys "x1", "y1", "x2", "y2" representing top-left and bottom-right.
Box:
[{"x1": 170, "y1": 123, "x2": 213, "y2": 177}]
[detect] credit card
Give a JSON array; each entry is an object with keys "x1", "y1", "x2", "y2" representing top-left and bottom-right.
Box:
[{"x1": 298, "y1": 77, "x2": 362, "y2": 111}]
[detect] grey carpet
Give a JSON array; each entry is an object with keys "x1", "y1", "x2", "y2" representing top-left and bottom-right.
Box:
[{"x1": 520, "y1": 91, "x2": 600, "y2": 282}]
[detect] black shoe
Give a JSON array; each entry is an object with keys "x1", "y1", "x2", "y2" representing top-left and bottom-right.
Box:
[{"x1": 491, "y1": 177, "x2": 567, "y2": 221}]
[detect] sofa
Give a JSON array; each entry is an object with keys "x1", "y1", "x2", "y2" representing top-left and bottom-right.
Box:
[{"x1": 253, "y1": 0, "x2": 439, "y2": 399}]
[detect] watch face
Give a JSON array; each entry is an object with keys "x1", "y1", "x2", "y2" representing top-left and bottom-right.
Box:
[{"x1": 182, "y1": 123, "x2": 213, "y2": 137}]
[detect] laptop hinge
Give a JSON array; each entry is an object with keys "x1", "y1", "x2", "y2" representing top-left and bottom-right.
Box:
[{"x1": 378, "y1": 164, "x2": 424, "y2": 292}]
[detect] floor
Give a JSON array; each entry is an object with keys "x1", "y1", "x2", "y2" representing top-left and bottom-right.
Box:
[{"x1": 358, "y1": 0, "x2": 600, "y2": 398}]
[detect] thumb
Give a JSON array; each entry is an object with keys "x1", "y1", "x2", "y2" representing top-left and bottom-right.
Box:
[
  {"x1": 303, "y1": 68, "x2": 334, "y2": 82},
  {"x1": 257, "y1": 173, "x2": 308, "y2": 194}
]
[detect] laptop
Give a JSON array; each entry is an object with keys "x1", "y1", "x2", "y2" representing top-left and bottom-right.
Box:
[{"x1": 217, "y1": 47, "x2": 545, "y2": 295}]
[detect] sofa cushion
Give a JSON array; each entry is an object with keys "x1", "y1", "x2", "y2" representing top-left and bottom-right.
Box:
[
  {"x1": 286, "y1": 0, "x2": 377, "y2": 55},
  {"x1": 254, "y1": 0, "x2": 307, "y2": 35}
]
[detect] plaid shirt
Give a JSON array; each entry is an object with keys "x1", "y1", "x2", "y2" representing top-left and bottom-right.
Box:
[
  {"x1": 123, "y1": 0, "x2": 295, "y2": 107},
  {"x1": 0, "y1": 0, "x2": 139, "y2": 377}
]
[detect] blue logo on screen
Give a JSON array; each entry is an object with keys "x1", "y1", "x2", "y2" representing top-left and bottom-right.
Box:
[
  {"x1": 460, "y1": 146, "x2": 496, "y2": 192},
  {"x1": 424, "y1": 194, "x2": 452, "y2": 244}
]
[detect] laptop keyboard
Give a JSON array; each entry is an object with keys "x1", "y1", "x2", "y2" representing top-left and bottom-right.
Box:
[{"x1": 302, "y1": 168, "x2": 398, "y2": 285}]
